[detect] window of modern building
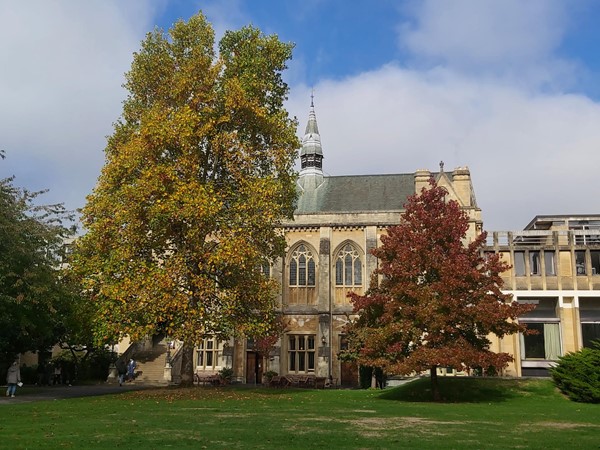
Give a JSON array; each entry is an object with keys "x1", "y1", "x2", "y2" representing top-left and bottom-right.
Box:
[
  {"x1": 544, "y1": 251, "x2": 556, "y2": 276},
  {"x1": 591, "y1": 251, "x2": 600, "y2": 275},
  {"x1": 519, "y1": 298, "x2": 561, "y2": 361},
  {"x1": 288, "y1": 335, "x2": 315, "y2": 374},
  {"x1": 197, "y1": 338, "x2": 220, "y2": 370},
  {"x1": 575, "y1": 250, "x2": 586, "y2": 275},
  {"x1": 289, "y1": 244, "x2": 316, "y2": 286},
  {"x1": 580, "y1": 298, "x2": 600, "y2": 348},
  {"x1": 529, "y1": 251, "x2": 541, "y2": 275},
  {"x1": 514, "y1": 251, "x2": 526, "y2": 276},
  {"x1": 335, "y1": 244, "x2": 362, "y2": 286}
]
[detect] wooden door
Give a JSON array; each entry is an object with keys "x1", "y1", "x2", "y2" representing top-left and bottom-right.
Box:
[{"x1": 245, "y1": 352, "x2": 263, "y2": 385}]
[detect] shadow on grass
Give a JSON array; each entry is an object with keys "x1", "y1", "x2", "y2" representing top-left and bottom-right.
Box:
[{"x1": 378, "y1": 377, "x2": 552, "y2": 403}]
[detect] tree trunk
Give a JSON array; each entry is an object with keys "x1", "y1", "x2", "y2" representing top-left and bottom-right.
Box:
[
  {"x1": 430, "y1": 366, "x2": 441, "y2": 401},
  {"x1": 179, "y1": 342, "x2": 195, "y2": 387}
]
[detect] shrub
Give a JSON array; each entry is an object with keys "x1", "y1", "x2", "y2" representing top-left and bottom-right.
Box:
[
  {"x1": 263, "y1": 370, "x2": 278, "y2": 382},
  {"x1": 219, "y1": 367, "x2": 234, "y2": 383},
  {"x1": 51, "y1": 348, "x2": 115, "y2": 383},
  {"x1": 19, "y1": 364, "x2": 37, "y2": 385},
  {"x1": 550, "y1": 342, "x2": 600, "y2": 403},
  {"x1": 359, "y1": 365, "x2": 373, "y2": 389}
]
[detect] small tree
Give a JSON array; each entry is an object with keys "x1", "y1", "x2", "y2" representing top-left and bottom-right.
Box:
[
  {"x1": 347, "y1": 179, "x2": 533, "y2": 400},
  {"x1": 551, "y1": 342, "x2": 600, "y2": 403}
]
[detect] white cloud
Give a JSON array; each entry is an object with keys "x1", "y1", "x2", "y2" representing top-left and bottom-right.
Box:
[
  {"x1": 0, "y1": 0, "x2": 157, "y2": 211},
  {"x1": 284, "y1": 0, "x2": 600, "y2": 231},
  {"x1": 196, "y1": 0, "x2": 247, "y2": 41},
  {"x1": 288, "y1": 64, "x2": 600, "y2": 231},
  {"x1": 398, "y1": 0, "x2": 569, "y2": 79},
  {"x1": 2, "y1": 0, "x2": 598, "y2": 234}
]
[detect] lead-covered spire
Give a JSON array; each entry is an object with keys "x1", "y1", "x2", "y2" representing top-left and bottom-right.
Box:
[{"x1": 299, "y1": 94, "x2": 323, "y2": 175}]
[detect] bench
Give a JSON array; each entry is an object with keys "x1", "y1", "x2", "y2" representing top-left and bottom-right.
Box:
[
  {"x1": 194, "y1": 372, "x2": 221, "y2": 386},
  {"x1": 267, "y1": 375, "x2": 330, "y2": 389},
  {"x1": 269, "y1": 376, "x2": 291, "y2": 388}
]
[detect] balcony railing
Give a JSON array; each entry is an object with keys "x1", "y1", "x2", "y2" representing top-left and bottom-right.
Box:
[{"x1": 484, "y1": 230, "x2": 600, "y2": 249}]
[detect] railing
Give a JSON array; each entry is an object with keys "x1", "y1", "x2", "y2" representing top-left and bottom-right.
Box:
[{"x1": 484, "y1": 230, "x2": 600, "y2": 249}]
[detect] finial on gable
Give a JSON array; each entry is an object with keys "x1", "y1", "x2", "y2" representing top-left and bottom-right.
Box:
[{"x1": 439, "y1": 160, "x2": 444, "y2": 173}]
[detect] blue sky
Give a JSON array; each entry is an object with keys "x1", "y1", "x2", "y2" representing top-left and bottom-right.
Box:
[{"x1": 1, "y1": 0, "x2": 600, "y2": 231}]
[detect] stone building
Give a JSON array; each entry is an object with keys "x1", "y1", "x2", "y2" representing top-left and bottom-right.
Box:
[
  {"x1": 221, "y1": 102, "x2": 600, "y2": 384},
  {"x1": 223, "y1": 100, "x2": 482, "y2": 386}
]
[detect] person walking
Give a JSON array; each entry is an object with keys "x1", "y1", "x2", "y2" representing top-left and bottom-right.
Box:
[
  {"x1": 127, "y1": 358, "x2": 137, "y2": 382},
  {"x1": 6, "y1": 361, "x2": 21, "y2": 397},
  {"x1": 116, "y1": 359, "x2": 127, "y2": 386},
  {"x1": 53, "y1": 363, "x2": 62, "y2": 385}
]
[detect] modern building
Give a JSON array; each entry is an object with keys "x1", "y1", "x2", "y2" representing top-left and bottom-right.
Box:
[{"x1": 483, "y1": 215, "x2": 600, "y2": 377}]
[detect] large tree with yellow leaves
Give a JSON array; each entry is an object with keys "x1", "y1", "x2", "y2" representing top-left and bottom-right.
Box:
[{"x1": 70, "y1": 13, "x2": 299, "y2": 385}]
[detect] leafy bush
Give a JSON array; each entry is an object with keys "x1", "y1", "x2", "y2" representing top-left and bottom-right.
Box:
[
  {"x1": 550, "y1": 342, "x2": 600, "y2": 403},
  {"x1": 359, "y1": 365, "x2": 373, "y2": 389},
  {"x1": 219, "y1": 367, "x2": 234, "y2": 383},
  {"x1": 263, "y1": 370, "x2": 278, "y2": 382},
  {"x1": 19, "y1": 364, "x2": 37, "y2": 385},
  {"x1": 51, "y1": 349, "x2": 115, "y2": 383}
]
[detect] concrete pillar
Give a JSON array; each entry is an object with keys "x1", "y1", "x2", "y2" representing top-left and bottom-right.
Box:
[{"x1": 560, "y1": 297, "x2": 578, "y2": 353}]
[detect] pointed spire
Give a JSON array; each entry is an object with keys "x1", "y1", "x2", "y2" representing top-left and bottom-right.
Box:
[{"x1": 300, "y1": 94, "x2": 323, "y2": 176}]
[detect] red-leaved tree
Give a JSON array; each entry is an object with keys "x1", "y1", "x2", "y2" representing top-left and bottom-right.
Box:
[{"x1": 346, "y1": 179, "x2": 534, "y2": 400}]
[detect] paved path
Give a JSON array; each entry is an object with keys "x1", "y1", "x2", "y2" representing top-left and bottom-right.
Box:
[{"x1": 0, "y1": 383, "x2": 155, "y2": 405}]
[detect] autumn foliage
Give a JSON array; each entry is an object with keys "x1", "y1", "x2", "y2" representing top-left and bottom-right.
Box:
[
  {"x1": 346, "y1": 179, "x2": 533, "y2": 399},
  {"x1": 69, "y1": 14, "x2": 299, "y2": 384}
]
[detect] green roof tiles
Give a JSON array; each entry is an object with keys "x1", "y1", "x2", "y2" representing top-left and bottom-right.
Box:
[{"x1": 295, "y1": 173, "x2": 415, "y2": 213}]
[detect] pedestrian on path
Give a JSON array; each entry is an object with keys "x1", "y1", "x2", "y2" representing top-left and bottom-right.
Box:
[
  {"x1": 116, "y1": 359, "x2": 127, "y2": 386},
  {"x1": 6, "y1": 361, "x2": 21, "y2": 397},
  {"x1": 127, "y1": 358, "x2": 136, "y2": 381},
  {"x1": 53, "y1": 363, "x2": 63, "y2": 385}
]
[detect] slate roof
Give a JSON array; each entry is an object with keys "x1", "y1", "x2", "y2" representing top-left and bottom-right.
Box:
[{"x1": 295, "y1": 173, "x2": 416, "y2": 214}]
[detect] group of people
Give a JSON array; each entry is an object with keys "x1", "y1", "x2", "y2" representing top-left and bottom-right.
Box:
[
  {"x1": 5, "y1": 359, "x2": 73, "y2": 398},
  {"x1": 116, "y1": 358, "x2": 137, "y2": 386},
  {"x1": 36, "y1": 361, "x2": 68, "y2": 386}
]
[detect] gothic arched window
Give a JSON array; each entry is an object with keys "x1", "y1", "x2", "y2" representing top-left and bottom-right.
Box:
[
  {"x1": 335, "y1": 244, "x2": 362, "y2": 286},
  {"x1": 289, "y1": 244, "x2": 316, "y2": 286}
]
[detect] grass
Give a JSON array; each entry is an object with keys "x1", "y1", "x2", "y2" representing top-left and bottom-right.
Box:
[{"x1": 1, "y1": 378, "x2": 599, "y2": 449}]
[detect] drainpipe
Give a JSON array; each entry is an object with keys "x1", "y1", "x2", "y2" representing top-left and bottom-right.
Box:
[{"x1": 329, "y1": 271, "x2": 333, "y2": 379}]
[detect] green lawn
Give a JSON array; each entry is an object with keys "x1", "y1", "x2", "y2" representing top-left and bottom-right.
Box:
[{"x1": 1, "y1": 378, "x2": 598, "y2": 449}]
